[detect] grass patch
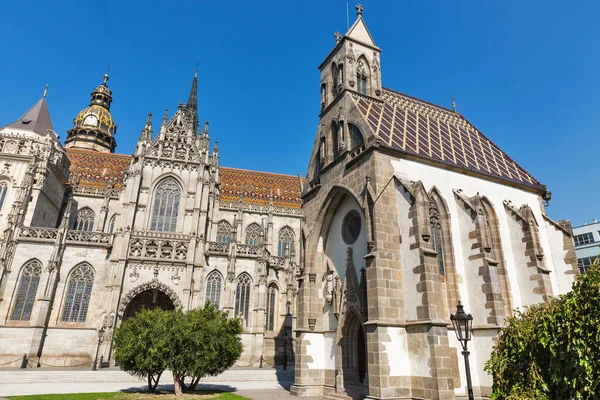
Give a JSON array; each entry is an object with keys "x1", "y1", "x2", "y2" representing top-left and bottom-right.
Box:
[{"x1": 7, "y1": 392, "x2": 250, "y2": 400}]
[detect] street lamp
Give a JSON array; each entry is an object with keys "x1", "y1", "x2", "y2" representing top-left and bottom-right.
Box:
[
  {"x1": 92, "y1": 326, "x2": 106, "y2": 371},
  {"x1": 283, "y1": 330, "x2": 288, "y2": 370},
  {"x1": 450, "y1": 301, "x2": 474, "y2": 400}
]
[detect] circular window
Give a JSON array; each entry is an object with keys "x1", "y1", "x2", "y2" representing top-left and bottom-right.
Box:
[{"x1": 341, "y1": 210, "x2": 361, "y2": 245}]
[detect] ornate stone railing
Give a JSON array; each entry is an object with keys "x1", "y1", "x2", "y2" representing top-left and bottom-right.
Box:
[
  {"x1": 267, "y1": 253, "x2": 286, "y2": 268},
  {"x1": 128, "y1": 232, "x2": 190, "y2": 262},
  {"x1": 218, "y1": 201, "x2": 303, "y2": 217},
  {"x1": 72, "y1": 185, "x2": 121, "y2": 198},
  {"x1": 65, "y1": 230, "x2": 112, "y2": 246},
  {"x1": 236, "y1": 243, "x2": 261, "y2": 257},
  {"x1": 18, "y1": 227, "x2": 59, "y2": 242},
  {"x1": 207, "y1": 241, "x2": 230, "y2": 255}
]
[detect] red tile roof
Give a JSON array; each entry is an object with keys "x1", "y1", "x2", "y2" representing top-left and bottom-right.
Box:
[
  {"x1": 352, "y1": 88, "x2": 545, "y2": 191},
  {"x1": 65, "y1": 150, "x2": 303, "y2": 208}
]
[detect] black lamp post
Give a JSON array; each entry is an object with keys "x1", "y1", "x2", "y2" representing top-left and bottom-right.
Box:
[
  {"x1": 92, "y1": 326, "x2": 106, "y2": 371},
  {"x1": 450, "y1": 301, "x2": 474, "y2": 400},
  {"x1": 283, "y1": 330, "x2": 288, "y2": 370}
]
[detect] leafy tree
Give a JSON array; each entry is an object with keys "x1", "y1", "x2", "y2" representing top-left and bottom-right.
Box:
[
  {"x1": 485, "y1": 260, "x2": 600, "y2": 399},
  {"x1": 113, "y1": 304, "x2": 243, "y2": 396},
  {"x1": 113, "y1": 307, "x2": 172, "y2": 392}
]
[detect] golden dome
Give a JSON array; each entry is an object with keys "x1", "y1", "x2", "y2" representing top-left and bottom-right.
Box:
[{"x1": 73, "y1": 105, "x2": 116, "y2": 136}]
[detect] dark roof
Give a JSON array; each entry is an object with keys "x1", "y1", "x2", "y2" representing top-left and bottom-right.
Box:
[
  {"x1": 3, "y1": 97, "x2": 53, "y2": 135},
  {"x1": 352, "y1": 88, "x2": 544, "y2": 191}
]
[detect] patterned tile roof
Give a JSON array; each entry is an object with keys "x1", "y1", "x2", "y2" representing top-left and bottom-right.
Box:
[
  {"x1": 65, "y1": 150, "x2": 303, "y2": 208},
  {"x1": 352, "y1": 88, "x2": 545, "y2": 191},
  {"x1": 66, "y1": 148, "x2": 130, "y2": 188},
  {"x1": 219, "y1": 167, "x2": 302, "y2": 208}
]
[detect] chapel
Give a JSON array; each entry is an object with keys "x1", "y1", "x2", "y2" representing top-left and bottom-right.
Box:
[{"x1": 0, "y1": 5, "x2": 579, "y2": 400}]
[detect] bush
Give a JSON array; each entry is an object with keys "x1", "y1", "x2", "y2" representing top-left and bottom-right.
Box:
[
  {"x1": 113, "y1": 304, "x2": 243, "y2": 396},
  {"x1": 485, "y1": 260, "x2": 600, "y2": 399}
]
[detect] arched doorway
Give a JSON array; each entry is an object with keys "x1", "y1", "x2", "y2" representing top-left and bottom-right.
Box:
[
  {"x1": 341, "y1": 311, "x2": 367, "y2": 387},
  {"x1": 123, "y1": 288, "x2": 175, "y2": 319}
]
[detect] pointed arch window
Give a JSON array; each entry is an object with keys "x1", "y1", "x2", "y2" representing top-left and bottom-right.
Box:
[
  {"x1": 266, "y1": 283, "x2": 278, "y2": 331},
  {"x1": 245, "y1": 223, "x2": 262, "y2": 246},
  {"x1": 277, "y1": 226, "x2": 295, "y2": 257},
  {"x1": 348, "y1": 123, "x2": 364, "y2": 149},
  {"x1": 331, "y1": 121, "x2": 340, "y2": 159},
  {"x1": 429, "y1": 200, "x2": 445, "y2": 275},
  {"x1": 11, "y1": 260, "x2": 42, "y2": 321},
  {"x1": 235, "y1": 273, "x2": 252, "y2": 326},
  {"x1": 61, "y1": 264, "x2": 94, "y2": 322},
  {"x1": 357, "y1": 59, "x2": 368, "y2": 95},
  {"x1": 216, "y1": 220, "x2": 233, "y2": 243},
  {"x1": 75, "y1": 208, "x2": 95, "y2": 231},
  {"x1": 205, "y1": 271, "x2": 222, "y2": 308},
  {"x1": 150, "y1": 178, "x2": 181, "y2": 232},
  {"x1": 0, "y1": 182, "x2": 8, "y2": 211},
  {"x1": 107, "y1": 215, "x2": 116, "y2": 233}
]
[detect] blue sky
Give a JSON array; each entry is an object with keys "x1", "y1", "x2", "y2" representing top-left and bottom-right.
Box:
[{"x1": 0, "y1": 1, "x2": 597, "y2": 225}]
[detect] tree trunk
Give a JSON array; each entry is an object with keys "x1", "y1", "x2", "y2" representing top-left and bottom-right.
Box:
[
  {"x1": 173, "y1": 373, "x2": 184, "y2": 396},
  {"x1": 188, "y1": 376, "x2": 201, "y2": 391}
]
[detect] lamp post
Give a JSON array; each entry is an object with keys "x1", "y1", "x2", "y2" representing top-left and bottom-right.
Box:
[
  {"x1": 92, "y1": 326, "x2": 106, "y2": 371},
  {"x1": 283, "y1": 330, "x2": 288, "y2": 370},
  {"x1": 450, "y1": 301, "x2": 474, "y2": 400}
]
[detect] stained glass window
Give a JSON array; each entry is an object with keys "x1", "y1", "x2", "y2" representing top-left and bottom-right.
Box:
[
  {"x1": 205, "y1": 271, "x2": 222, "y2": 308},
  {"x1": 277, "y1": 226, "x2": 295, "y2": 257},
  {"x1": 75, "y1": 208, "x2": 95, "y2": 231},
  {"x1": 11, "y1": 260, "x2": 42, "y2": 321},
  {"x1": 216, "y1": 221, "x2": 233, "y2": 243},
  {"x1": 61, "y1": 264, "x2": 94, "y2": 322},
  {"x1": 235, "y1": 273, "x2": 252, "y2": 326},
  {"x1": 0, "y1": 182, "x2": 8, "y2": 210},
  {"x1": 108, "y1": 215, "x2": 116, "y2": 233},
  {"x1": 429, "y1": 200, "x2": 445, "y2": 276},
  {"x1": 150, "y1": 178, "x2": 181, "y2": 232},
  {"x1": 266, "y1": 283, "x2": 278, "y2": 331},
  {"x1": 245, "y1": 223, "x2": 261, "y2": 246}
]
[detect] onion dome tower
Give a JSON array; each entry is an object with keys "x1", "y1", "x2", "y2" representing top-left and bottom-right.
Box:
[{"x1": 65, "y1": 74, "x2": 117, "y2": 153}]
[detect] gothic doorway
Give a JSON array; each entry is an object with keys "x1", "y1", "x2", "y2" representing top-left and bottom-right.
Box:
[
  {"x1": 341, "y1": 311, "x2": 367, "y2": 386},
  {"x1": 123, "y1": 288, "x2": 175, "y2": 319}
]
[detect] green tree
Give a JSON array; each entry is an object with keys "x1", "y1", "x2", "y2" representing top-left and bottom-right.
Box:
[
  {"x1": 485, "y1": 260, "x2": 600, "y2": 400},
  {"x1": 113, "y1": 307, "x2": 172, "y2": 392}
]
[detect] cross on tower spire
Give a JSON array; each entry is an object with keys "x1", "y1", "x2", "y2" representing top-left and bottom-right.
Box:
[{"x1": 355, "y1": 4, "x2": 364, "y2": 18}]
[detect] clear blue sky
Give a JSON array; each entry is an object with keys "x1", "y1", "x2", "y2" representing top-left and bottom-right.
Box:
[{"x1": 0, "y1": 1, "x2": 597, "y2": 225}]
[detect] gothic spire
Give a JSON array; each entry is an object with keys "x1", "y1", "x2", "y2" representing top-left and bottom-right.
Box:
[
  {"x1": 186, "y1": 67, "x2": 198, "y2": 132},
  {"x1": 139, "y1": 112, "x2": 152, "y2": 142}
]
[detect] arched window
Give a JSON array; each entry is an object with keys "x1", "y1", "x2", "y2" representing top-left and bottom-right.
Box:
[
  {"x1": 429, "y1": 200, "x2": 445, "y2": 275},
  {"x1": 61, "y1": 264, "x2": 94, "y2": 322},
  {"x1": 484, "y1": 208, "x2": 494, "y2": 253},
  {"x1": 356, "y1": 59, "x2": 368, "y2": 95},
  {"x1": 11, "y1": 260, "x2": 42, "y2": 321},
  {"x1": 216, "y1": 220, "x2": 233, "y2": 243},
  {"x1": 0, "y1": 182, "x2": 8, "y2": 210},
  {"x1": 348, "y1": 123, "x2": 364, "y2": 149},
  {"x1": 266, "y1": 283, "x2": 278, "y2": 331},
  {"x1": 75, "y1": 208, "x2": 95, "y2": 231},
  {"x1": 150, "y1": 178, "x2": 181, "y2": 232},
  {"x1": 245, "y1": 223, "x2": 261, "y2": 246},
  {"x1": 107, "y1": 215, "x2": 116, "y2": 233},
  {"x1": 331, "y1": 121, "x2": 340, "y2": 159},
  {"x1": 235, "y1": 273, "x2": 252, "y2": 326},
  {"x1": 205, "y1": 271, "x2": 222, "y2": 308},
  {"x1": 277, "y1": 226, "x2": 295, "y2": 257}
]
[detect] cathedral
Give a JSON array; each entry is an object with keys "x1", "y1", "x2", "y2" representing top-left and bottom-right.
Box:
[{"x1": 0, "y1": 6, "x2": 578, "y2": 400}]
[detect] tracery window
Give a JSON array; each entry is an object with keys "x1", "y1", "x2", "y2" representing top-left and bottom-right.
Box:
[
  {"x1": 61, "y1": 264, "x2": 94, "y2": 323},
  {"x1": 75, "y1": 208, "x2": 95, "y2": 231},
  {"x1": 357, "y1": 59, "x2": 368, "y2": 95},
  {"x1": 266, "y1": 283, "x2": 278, "y2": 331},
  {"x1": 0, "y1": 182, "x2": 8, "y2": 210},
  {"x1": 216, "y1": 220, "x2": 233, "y2": 243},
  {"x1": 234, "y1": 273, "x2": 252, "y2": 326},
  {"x1": 10, "y1": 260, "x2": 42, "y2": 321},
  {"x1": 150, "y1": 178, "x2": 181, "y2": 232},
  {"x1": 205, "y1": 271, "x2": 222, "y2": 308},
  {"x1": 245, "y1": 223, "x2": 261, "y2": 246},
  {"x1": 429, "y1": 200, "x2": 445, "y2": 275},
  {"x1": 277, "y1": 226, "x2": 295, "y2": 257},
  {"x1": 107, "y1": 215, "x2": 116, "y2": 233}
]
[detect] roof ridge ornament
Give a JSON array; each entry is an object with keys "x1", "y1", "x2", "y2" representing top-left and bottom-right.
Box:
[
  {"x1": 43, "y1": 84, "x2": 48, "y2": 98},
  {"x1": 452, "y1": 95, "x2": 457, "y2": 112},
  {"x1": 356, "y1": 4, "x2": 363, "y2": 18},
  {"x1": 334, "y1": 31, "x2": 342, "y2": 44}
]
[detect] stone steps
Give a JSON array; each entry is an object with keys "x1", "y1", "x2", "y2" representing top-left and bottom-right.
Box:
[
  {"x1": 323, "y1": 385, "x2": 367, "y2": 400},
  {"x1": 0, "y1": 367, "x2": 294, "y2": 384}
]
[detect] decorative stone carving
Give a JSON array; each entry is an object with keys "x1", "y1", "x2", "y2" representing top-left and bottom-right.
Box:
[{"x1": 118, "y1": 278, "x2": 182, "y2": 316}]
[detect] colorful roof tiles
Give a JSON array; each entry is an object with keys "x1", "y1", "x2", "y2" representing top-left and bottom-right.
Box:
[
  {"x1": 352, "y1": 88, "x2": 545, "y2": 191},
  {"x1": 66, "y1": 148, "x2": 130, "y2": 187}
]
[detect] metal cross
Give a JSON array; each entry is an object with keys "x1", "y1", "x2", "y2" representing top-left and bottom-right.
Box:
[{"x1": 356, "y1": 4, "x2": 364, "y2": 17}]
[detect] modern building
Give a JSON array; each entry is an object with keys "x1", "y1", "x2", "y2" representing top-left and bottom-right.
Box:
[
  {"x1": 572, "y1": 219, "x2": 600, "y2": 272},
  {"x1": 0, "y1": 5, "x2": 580, "y2": 400}
]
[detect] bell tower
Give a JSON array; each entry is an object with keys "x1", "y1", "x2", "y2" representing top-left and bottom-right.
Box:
[{"x1": 319, "y1": 4, "x2": 382, "y2": 113}]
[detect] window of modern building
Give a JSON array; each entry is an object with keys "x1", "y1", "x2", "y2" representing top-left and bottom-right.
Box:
[
  {"x1": 61, "y1": 264, "x2": 94, "y2": 322},
  {"x1": 574, "y1": 232, "x2": 595, "y2": 246},
  {"x1": 205, "y1": 271, "x2": 222, "y2": 308},
  {"x1": 75, "y1": 208, "x2": 95, "y2": 231},
  {"x1": 10, "y1": 260, "x2": 42, "y2": 321},
  {"x1": 234, "y1": 273, "x2": 252, "y2": 326},
  {"x1": 245, "y1": 223, "x2": 261, "y2": 246},
  {"x1": 578, "y1": 256, "x2": 599, "y2": 273},
  {"x1": 150, "y1": 178, "x2": 181, "y2": 232}
]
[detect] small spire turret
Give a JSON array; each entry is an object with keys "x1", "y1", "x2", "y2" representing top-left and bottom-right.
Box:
[
  {"x1": 203, "y1": 120, "x2": 209, "y2": 137},
  {"x1": 139, "y1": 112, "x2": 152, "y2": 143}
]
